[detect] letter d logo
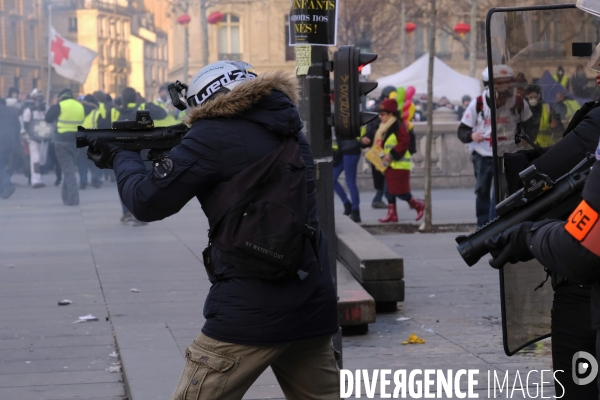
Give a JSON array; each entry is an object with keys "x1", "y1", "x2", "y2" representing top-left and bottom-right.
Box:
[{"x1": 572, "y1": 351, "x2": 599, "y2": 385}]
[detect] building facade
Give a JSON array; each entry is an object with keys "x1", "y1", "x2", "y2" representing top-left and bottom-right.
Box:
[
  {"x1": 46, "y1": 0, "x2": 167, "y2": 99},
  {"x1": 0, "y1": 0, "x2": 44, "y2": 97},
  {"x1": 144, "y1": 0, "x2": 297, "y2": 83},
  {"x1": 130, "y1": 10, "x2": 168, "y2": 101},
  {"x1": 47, "y1": 0, "x2": 131, "y2": 98}
]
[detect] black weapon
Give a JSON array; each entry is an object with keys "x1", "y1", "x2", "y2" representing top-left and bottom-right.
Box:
[
  {"x1": 455, "y1": 155, "x2": 595, "y2": 266},
  {"x1": 75, "y1": 110, "x2": 188, "y2": 160}
]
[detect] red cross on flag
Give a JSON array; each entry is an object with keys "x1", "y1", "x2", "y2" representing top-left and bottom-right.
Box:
[{"x1": 50, "y1": 27, "x2": 97, "y2": 84}]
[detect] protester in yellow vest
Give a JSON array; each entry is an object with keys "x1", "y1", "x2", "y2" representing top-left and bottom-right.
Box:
[
  {"x1": 78, "y1": 95, "x2": 103, "y2": 189},
  {"x1": 553, "y1": 66, "x2": 569, "y2": 89},
  {"x1": 44, "y1": 89, "x2": 94, "y2": 206},
  {"x1": 554, "y1": 92, "x2": 580, "y2": 122},
  {"x1": 370, "y1": 98, "x2": 424, "y2": 223},
  {"x1": 149, "y1": 85, "x2": 179, "y2": 127}
]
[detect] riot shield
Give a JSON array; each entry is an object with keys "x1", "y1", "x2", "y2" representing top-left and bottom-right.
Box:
[{"x1": 486, "y1": 4, "x2": 600, "y2": 355}]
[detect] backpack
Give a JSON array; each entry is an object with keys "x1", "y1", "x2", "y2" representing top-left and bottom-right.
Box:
[{"x1": 204, "y1": 137, "x2": 316, "y2": 281}]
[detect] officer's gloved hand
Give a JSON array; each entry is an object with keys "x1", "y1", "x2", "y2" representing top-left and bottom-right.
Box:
[
  {"x1": 484, "y1": 221, "x2": 535, "y2": 269},
  {"x1": 86, "y1": 137, "x2": 124, "y2": 169}
]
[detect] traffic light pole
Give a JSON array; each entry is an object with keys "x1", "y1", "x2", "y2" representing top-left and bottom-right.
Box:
[{"x1": 297, "y1": 46, "x2": 343, "y2": 366}]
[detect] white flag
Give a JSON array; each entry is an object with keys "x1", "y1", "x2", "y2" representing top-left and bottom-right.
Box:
[{"x1": 49, "y1": 27, "x2": 97, "y2": 84}]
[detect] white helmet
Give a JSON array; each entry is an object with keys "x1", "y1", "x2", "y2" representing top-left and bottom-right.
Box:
[
  {"x1": 186, "y1": 61, "x2": 257, "y2": 108},
  {"x1": 492, "y1": 64, "x2": 514, "y2": 80}
]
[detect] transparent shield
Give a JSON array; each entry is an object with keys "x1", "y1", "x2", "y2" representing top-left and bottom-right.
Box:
[{"x1": 488, "y1": 5, "x2": 600, "y2": 355}]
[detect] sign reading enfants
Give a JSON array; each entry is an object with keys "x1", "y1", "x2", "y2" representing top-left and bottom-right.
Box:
[{"x1": 289, "y1": 0, "x2": 338, "y2": 46}]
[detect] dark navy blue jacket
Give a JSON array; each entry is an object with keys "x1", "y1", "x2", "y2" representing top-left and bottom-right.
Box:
[{"x1": 112, "y1": 72, "x2": 339, "y2": 343}]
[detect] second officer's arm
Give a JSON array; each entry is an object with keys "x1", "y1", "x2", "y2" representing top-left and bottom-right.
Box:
[
  {"x1": 112, "y1": 122, "x2": 220, "y2": 222},
  {"x1": 524, "y1": 164, "x2": 600, "y2": 285}
]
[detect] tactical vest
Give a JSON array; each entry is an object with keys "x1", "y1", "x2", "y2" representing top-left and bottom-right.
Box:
[{"x1": 57, "y1": 99, "x2": 85, "y2": 134}]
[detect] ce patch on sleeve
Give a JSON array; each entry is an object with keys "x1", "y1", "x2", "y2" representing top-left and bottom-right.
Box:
[
  {"x1": 565, "y1": 200, "x2": 600, "y2": 257},
  {"x1": 152, "y1": 157, "x2": 174, "y2": 180}
]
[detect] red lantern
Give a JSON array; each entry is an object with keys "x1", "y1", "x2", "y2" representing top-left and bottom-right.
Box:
[
  {"x1": 405, "y1": 22, "x2": 416, "y2": 35},
  {"x1": 177, "y1": 14, "x2": 191, "y2": 26},
  {"x1": 207, "y1": 11, "x2": 224, "y2": 25},
  {"x1": 454, "y1": 22, "x2": 470, "y2": 39}
]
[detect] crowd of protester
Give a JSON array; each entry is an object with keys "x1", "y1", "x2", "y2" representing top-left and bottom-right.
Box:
[{"x1": 0, "y1": 85, "x2": 183, "y2": 227}]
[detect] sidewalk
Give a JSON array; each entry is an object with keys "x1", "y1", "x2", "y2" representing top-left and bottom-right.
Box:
[{"x1": 0, "y1": 174, "x2": 553, "y2": 399}]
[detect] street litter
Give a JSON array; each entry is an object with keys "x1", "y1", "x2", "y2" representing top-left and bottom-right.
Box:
[
  {"x1": 58, "y1": 299, "x2": 72, "y2": 306},
  {"x1": 396, "y1": 317, "x2": 411, "y2": 322},
  {"x1": 107, "y1": 364, "x2": 121, "y2": 373},
  {"x1": 421, "y1": 325, "x2": 435, "y2": 333},
  {"x1": 429, "y1": 294, "x2": 436, "y2": 298},
  {"x1": 130, "y1": 288, "x2": 141, "y2": 293},
  {"x1": 109, "y1": 351, "x2": 118, "y2": 358},
  {"x1": 73, "y1": 314, "x2": 99, "y2": 324},
  {"x1": 402, "y1": 334, "x2": 425, "y2": 345}
]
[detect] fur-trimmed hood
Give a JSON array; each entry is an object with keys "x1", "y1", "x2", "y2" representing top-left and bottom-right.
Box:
[{"x1": 185, "y1": 70, "x2": 300, "y2": 124}]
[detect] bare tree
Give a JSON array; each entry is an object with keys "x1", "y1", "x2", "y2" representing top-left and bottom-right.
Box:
[{"x1": 337, "y1": 0, "x2": 406, "y2": 53}]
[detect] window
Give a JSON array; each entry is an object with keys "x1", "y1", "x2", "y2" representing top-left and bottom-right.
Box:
[
  {"x1": 6, "y1": 21, "x2": 18, "y2": 57},
  {"x1": 68, "y1": 17, "x2": 77, "y2": 33},
  {"x1": 25, "y1": 23, "x2": 36, "y2": 59},
  {"x1": 218, "y1": 13, "x2": 241, "y2": 60},
  {"x1": 284, "y1": 15, "x2": 295, "y2": 61}
]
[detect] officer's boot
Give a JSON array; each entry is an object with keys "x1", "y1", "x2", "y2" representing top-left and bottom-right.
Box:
[
  {"x1": 409, "y1": 197, "x2": 425, "y2": 221},
  {"x1": 378, "y1": 203, "x2": 398, "y2": 223}
]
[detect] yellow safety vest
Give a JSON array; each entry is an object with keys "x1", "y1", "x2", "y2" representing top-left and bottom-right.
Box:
[
  {"x1": 535, "y1": 104, "x2": 556, "y2": 148},
  {"x1": 383, "y1": 132, "x2": 411, "y2": 171},
  {"x1": 110, "y1": 107, "x2": 120, "y2": 123},
  {"x1": 564, "y1": 99, "x2": 580, "y2": 121},
  {"x1": 89, "y1": 103, "x2": 118, "y2": 128},
  {"x1": 57, "y1": 98, "x2": 85, "y2": 134},
  {"x1": 139, "y1": 101, "x2": 178, "y2": 127},
  {"x1": 553, "y1": 74, "x2": 569, "y2": 88},
  {"x1": 81, "y1": 106, "x2": 96, "y2": 129}
]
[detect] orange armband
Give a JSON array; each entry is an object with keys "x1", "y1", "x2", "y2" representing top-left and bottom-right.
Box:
[{"x1": 564, "y1": 200, "x2": 600, "y2": 257}]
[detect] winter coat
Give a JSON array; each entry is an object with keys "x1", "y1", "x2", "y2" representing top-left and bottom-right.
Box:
[{"x1": 112, "y1": 71, "x2": 339, "y2": 344}]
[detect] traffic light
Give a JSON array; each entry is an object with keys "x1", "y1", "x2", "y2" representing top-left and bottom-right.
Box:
[{"x1": 333, "y1": 45, "x2": 378, "y2": 140}]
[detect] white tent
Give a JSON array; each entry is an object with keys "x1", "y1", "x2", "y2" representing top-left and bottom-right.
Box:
[{"x1": 373, "y1": 53, "x2": 482, "y2": 103}]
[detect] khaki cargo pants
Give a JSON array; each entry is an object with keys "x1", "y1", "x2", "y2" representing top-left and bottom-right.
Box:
[{"x1": 171, "y1": 333, "x2": 340, "y2": 400}]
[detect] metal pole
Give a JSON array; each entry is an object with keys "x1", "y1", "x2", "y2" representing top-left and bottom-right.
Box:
[
  {"x1": 296, "y1": 45, "x2": 341, "y2": 367},
  {"x1": 469, "y1": 0, "x2": 477, "y2": 77},
  {"x1": 400, "y1": 0, "x2": 406, "y2": 69},
  {"x1": 46, "y1": 4, "x2": 52, "y2": 105}
]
